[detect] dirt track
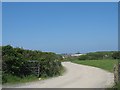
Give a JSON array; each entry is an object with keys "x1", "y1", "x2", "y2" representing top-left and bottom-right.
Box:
[{"x1": 3, "y1": 62, "x2": 114, "y2": 88}]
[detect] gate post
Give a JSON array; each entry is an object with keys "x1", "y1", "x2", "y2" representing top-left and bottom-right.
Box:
[{"x1": 118, "y1": 63, "x2": 120, "y2": 82}]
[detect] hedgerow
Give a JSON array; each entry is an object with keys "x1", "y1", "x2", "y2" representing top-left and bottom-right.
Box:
[{"x1": 2, "y1": 45, "x2": 63, "y2": 84}]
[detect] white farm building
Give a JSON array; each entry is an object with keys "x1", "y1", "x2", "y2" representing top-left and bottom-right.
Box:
[{"x1": 71, "y1": 54, "x2": 84, "y2": 57}]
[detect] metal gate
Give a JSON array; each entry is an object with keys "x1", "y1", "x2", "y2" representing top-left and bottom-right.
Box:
[{"x1": 27, "y1": 60, "x2": 40, "y2": 77}]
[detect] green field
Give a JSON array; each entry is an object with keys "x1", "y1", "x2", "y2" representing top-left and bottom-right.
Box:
[{"x1": 71, "y1": 59, "x2": 118, "y2": 72}]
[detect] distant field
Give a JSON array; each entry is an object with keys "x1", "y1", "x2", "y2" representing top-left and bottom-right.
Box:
[{"x1": 71, "y1": 59, "x2": 118, "y2": 72}]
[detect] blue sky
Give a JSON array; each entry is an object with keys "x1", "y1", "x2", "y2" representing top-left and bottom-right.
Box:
[{"x1": 2, "y1": 2, "x2": 118, "y2": 53}]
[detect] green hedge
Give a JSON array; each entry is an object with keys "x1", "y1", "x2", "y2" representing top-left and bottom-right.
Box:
[{"x1": 2, "y1": 45, "x2": 63, "y2": 84}]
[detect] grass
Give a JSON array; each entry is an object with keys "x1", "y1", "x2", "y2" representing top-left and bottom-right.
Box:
[
  {"x1": 3, "y1": 74, "x2": 38, "y2": 85},
  {"x1": 71, "y1": 59, "x2": 118, "y2": 73}
]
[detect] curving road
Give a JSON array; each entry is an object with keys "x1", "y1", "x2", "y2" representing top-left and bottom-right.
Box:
[{"x1": 3, "y1": 62, "x2": 114, "y2": 88}]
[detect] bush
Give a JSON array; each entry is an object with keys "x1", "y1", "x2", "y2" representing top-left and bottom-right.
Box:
[
  {"x1": 112, "y1": 51, "x2": 120, "y2": 59},
  {"x1": 2, "y1": 45, "x2": 63, "y2": 83},
  {"x1": 78, "y1": 51, "x2": 116, "y2": 60},
  {"x1": 79, "y1": 55, "x2": 88, "y2": 60}
]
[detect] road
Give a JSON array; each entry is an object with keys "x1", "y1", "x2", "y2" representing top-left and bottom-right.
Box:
[{"x1": 3, "y1": 62, "x2": 114, "y2": 88}]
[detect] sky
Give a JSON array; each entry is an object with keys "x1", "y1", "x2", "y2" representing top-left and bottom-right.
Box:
[
  {"x1": 0, "y1": 2, "x2": 1, "y2": 46},
  {"x1": 2, "y1": 0, "x2": 119, "y2": 2},
  {"x1": 2, "y1": 2, "x2": 118, "y2": 54}
]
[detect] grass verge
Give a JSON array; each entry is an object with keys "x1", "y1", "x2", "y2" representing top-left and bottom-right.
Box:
[
  {"x1": 3, "y1": 74, "x2": 38, "y2": 85},
  {"x1": 71, "y1": 59, "x2": 118, "y2": 73}
]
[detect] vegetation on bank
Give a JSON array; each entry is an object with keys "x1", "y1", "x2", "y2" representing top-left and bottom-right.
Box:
[
  {"x1": 113, "y1": 82, "x2": 120, "y2": 89},
  {"x1": 2, "y1": 45, "x2": 63, "y2": 84}
]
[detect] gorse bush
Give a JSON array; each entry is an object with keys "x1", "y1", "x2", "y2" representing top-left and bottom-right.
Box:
[{"x1": 2, "y1": 45, "x2": 63, "y2": 84}]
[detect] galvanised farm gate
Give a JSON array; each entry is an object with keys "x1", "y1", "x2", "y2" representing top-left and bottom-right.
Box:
[{"x1": 27, "y1": 60, "x2": 40, "y2": 77}]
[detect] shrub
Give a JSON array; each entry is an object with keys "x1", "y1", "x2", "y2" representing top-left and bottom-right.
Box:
[
  {"x1": 78, "y1": 51, "x2": 116, "y2": 60},
  {"x1": 79, "y1": 55, "x2": 88, "y2": 60},
  {"x1": 112, "y1": 51, "x2": 120, "y2": 59},
  {"x1": 2, "y1": 45, "x2": 62, "y2": 83}
]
